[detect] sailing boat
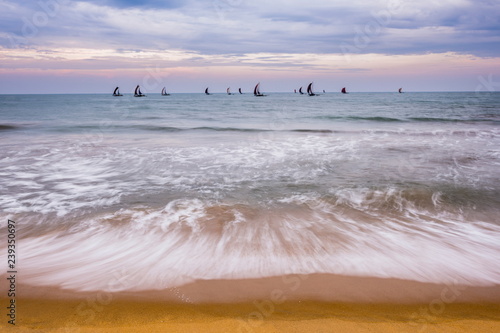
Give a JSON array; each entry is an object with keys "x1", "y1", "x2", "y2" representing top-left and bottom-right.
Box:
[
  {"x1": 298, "y1": 87, "x2": 304, "y2": 95},
  {"x1": 112, "y1": 87, "x2": 122, "y2": 96},
  {"x1": 307, "y1": 82, "x2": 318, "y2": 96},
  {"x1": 227, "y1": 87, "x2": 233, "y2": 95},
  {"x1": 134, "y1": 85, "x2": 146, "y2": 97},
  {"x1": 341, "y1": 87, "x2": 347, "y2": 94},
  {"x1": 205, "y1": 87, "x2": 211, "y2": 95},
  {"x1": 398, "y1": 87, "x2": 403, "y2": 93},
  {"x1": 238, "y1": 88, "x2": 242, "y2": 94},
  {"x1": 161, "y1": 87, "x2": 170, "y2": 96},
  {"x1": 253, "y1": 83, "x2": 266, "y2": 97}
]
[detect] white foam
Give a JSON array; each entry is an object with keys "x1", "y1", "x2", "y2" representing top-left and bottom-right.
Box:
[{"x1": 2, "y1": 193, "x2": 499, "y2": 292}]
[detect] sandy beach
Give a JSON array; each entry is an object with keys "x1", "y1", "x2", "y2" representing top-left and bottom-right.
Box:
[
  {"x1": 2, "y1": 297, "x2": 499, "y2": 332},
  {"x1": 2, "y1": 274, "x2": 500, "y2": 332}
]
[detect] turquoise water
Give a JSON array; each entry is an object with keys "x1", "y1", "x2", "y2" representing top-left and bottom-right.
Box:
[{"x1": 1, "y1": 92, "x2": 499, "y2": 293}]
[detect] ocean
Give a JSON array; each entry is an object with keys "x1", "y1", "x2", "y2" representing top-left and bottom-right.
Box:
[{"x1": 1, "y1": 92, "x2": 499, "y2": 300}]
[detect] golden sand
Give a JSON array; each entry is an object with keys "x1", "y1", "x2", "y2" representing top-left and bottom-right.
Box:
[
  {"x1": 2, "y1": 298, "x2": 499, "y2": 333},
  {"x1": 3, "y1": 275, "x2": 500, "y2": 332}
]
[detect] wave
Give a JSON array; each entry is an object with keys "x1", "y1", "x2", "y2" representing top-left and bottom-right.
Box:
[
  {"x1": 408, "y1": 117, "x2": 500, "y2": 123},
  {"x1": 314, "y1": 116, "x2": 500, "y2": 123},
  {"x1": 290, "y1": 129, "x2": 334, "y2": 133},
  {"x1": 316, "y1": 115, "x2": 401, "y2": 122},
  {"x1": 0, "y1": 124, "x2": 20, "y2": 131},
  {"x1": 348, "y1": 116, "x2": 402, "y2": 122},
  {"x1": 45, "y1": 125, "x2": 498, "y2": 136},
  {"x1": 3, "y1": 188, "x2": 499, "y2": 293}
]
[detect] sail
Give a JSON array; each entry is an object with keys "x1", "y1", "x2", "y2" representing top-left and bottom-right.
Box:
[
  {"x1": 299, "y1": 87, "x2": 304, "y2": 94},
  {"x1": 399, "y1": 88, "x2": 403, "y2": 93},
  {"x1": 307, "y1": 82, "x2": 316, "y2": 96},
  {"x1": 341, "y1": 87, "x2": 346, "y2": 94},
  {"x1": 239, "y1": 88, "x2": 242, "y2": 94},
  {"x1": 134, "y1": 85, "x2": 145, "y2": 97},
  {"x1": 227, "y1": 87, "x2": 231, "y2": 95},
  {"x1": 113, "y1": 87, "x2": 119, "y2": 95},
  {"x1": 253, "y1": 83, "x2": 266, "y2": 96},
  {"x1": 205, "y1": 87, "x2": 209, "y2": 95}
]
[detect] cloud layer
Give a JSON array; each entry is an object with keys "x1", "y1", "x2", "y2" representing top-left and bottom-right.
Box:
[{"x1": 3, "y1": 0, "x2": 499, "y2": 55}]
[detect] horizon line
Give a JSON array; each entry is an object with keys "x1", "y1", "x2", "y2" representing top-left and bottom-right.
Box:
[{"x1": 1, "y1": 90, "x2": 496, "y2": 95}]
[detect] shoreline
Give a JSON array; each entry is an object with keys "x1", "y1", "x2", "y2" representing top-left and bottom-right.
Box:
[{"x1": 11, "y1": 273, "x2": 500, "y2": 303}]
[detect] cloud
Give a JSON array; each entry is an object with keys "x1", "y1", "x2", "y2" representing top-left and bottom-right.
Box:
[{"x1": 1, "y1": 0, "x2": 499, "y2": 57}]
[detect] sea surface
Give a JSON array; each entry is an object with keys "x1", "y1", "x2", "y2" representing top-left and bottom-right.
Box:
[{"x1": 1, "y1": 92, "x2": 499, "y2": 295}]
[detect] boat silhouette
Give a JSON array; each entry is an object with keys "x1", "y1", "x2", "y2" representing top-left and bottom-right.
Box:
[
  {"x1": 134, "y1": 85, "x2": 146, "y2": 97},
  {"x1": 253, "y1": 83, "x2": 266, "y2": 97},
  {"x1": 307, "y1": 82, "x2": 318, "y2": 96},
  {"x1": 112, "y1": 87, "x2": 122, "y2": 96}
]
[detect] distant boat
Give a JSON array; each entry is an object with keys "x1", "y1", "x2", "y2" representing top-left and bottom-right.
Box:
[
  {"x1": 227, "y1": 87, "x2": 233, "y2": 95},
  {"x1": 238, "y1": 88, "x2": 242, "y2": 94},
  {"x1": 341, "y1": 87, "x2": 347, "y2": 94},
  {"x1": 298, "y1": 87, "x2": 304, "y2": 95},
  {"x1": 205, "y1": 87, "x2": 211, "y2": 95},
  {"x1": 307, "y1": 82, "x2": 318, "y2": 96},
  {"x1": 323, "y1": 90, "x2": 325, "y2": 93},
  {"x1": 112, "y1": 87, "x2": 122, "y2": 96},
  {"x1": 253, "y1": 83, "x2": 266, "y2": 96},
  {"x1": 161, "y1": 87, "x2": 170, "y2": 96},
  {"x1": 134, "y1": 85, "x2": 146, "y2": 97},
  {"x1": 398, "y1": 87, "x2": 403, "y2": 93},
  {"x1": 294, "y1": 89, "x2": 297, "y2": 93}
]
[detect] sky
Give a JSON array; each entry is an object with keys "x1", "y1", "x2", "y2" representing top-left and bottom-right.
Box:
[{"x1": 0, "y1": 0, "x2": 499, "y2": 93}]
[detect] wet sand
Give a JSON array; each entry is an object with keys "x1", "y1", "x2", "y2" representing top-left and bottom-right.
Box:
[
  {"x1": 2, "y1": 274, "x2": 500, "y2": 332},
  {"x1": 2, "y1": 298, "x2": 500, "y2": 332}
]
